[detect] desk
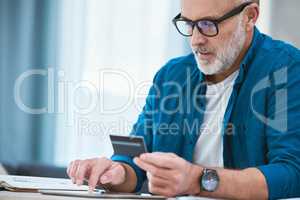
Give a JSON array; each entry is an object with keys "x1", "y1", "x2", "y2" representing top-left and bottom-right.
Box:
[
  {"x1": 1, "y1": 191, "x2": 300, "y2": 200},
  {"x1": 0, "y1": 191, "x2": 174, "y2": 200},
  {"x1": 0, "y1": 191, "x2": 99, "y2": 200},
  {"x1": 0, "y1": 191, "x2": 216, "y2": 200}
]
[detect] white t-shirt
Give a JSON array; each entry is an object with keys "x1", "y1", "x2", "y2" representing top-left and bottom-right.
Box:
[{"x1": 193, "y1": 70, "x2": 239, "y2": 168}]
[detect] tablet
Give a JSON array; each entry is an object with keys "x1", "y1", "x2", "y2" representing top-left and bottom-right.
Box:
[{"x1": 39, "y1": 189, "x2": 166, "y2": 199}]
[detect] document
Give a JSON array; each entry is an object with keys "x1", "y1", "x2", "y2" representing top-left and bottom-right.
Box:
[{"x1": 0, "y1": 175, "x2": 89, "y2": 192}]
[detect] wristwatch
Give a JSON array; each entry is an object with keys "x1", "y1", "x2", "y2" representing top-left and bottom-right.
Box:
[{"x1": 200, "y1": 168, "x2": 220, "y2": 192}]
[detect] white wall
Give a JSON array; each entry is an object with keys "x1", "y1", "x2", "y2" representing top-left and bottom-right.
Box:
[{"x1": 270, "y1": 0, "x2": 300, "y2": 48}]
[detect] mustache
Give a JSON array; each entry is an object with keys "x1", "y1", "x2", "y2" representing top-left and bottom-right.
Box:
[{"x1": 193, "y1": 46, "x2": 214, "y2": 54}]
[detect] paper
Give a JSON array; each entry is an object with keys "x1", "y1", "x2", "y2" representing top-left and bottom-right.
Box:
[
  {"x1": 0, "y1": 164, "x2": 7, "y2": 175},
  {"x1": 0, "y1": 175, "x2": 89, "y2": 192}
]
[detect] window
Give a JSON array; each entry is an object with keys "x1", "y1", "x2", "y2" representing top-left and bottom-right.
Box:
[{"x1": 54, "y1": 0, "x2": 187, "y2": 166}]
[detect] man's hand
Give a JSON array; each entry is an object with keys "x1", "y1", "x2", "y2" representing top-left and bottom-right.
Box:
[
  {"x1": 134, "y1": 152, "x2": 202, "y2": 197},
  {"x1": 67, "y1": 157, "x2": 126, "y2": 191}
]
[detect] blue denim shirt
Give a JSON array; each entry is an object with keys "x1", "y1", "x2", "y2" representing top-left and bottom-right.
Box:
[{"x1": 111, "y1": 27, "x2": 300, "y2": 199}]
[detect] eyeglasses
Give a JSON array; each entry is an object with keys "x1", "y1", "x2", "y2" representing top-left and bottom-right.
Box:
[{"x1": 172, "y1": 2, "x2": 253, "y2": 37}]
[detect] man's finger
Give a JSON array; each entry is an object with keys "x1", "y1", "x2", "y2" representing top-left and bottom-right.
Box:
[
  {"x1": 67, "y1": 161, "x2": 73, "y2": 177},
  {"x1": 75, "y1": 161, "x2": 91, "y2": 185},
  {"x1": 89, "y1": 163, "x2": 109, "y2": 191},
  {"x1": 147, "y1": 172, "x2": 170, "y2": 188},
  {"x1": 89, "y1": 158, "x2": 113, "y2": 190},
  {"x1": 100, "y1": 163, "x2": 124, "y2": 185},
  {"x1": 69, "y1": 160, "x2": 79, "y2": 177},
  {"x1": 134, "y1": 157, "x2": 172, "y2": 179},
  {"x1": 69, "y1": 160, "x2": 81, "y2": 183},
  {"x1": 148, "y1": 183, "x2": 172, "y2": 197},
  {"x1": 139, "y1": 152, "x2": 179, "y2": 169}
]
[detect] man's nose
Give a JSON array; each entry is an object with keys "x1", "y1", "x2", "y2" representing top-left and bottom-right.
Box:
[{"x1": 190, "y1": 27, "x2": 208, "y2": 47}]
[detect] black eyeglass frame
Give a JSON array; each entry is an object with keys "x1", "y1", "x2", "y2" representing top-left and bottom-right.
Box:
[{"x1": 172, "y1": 1, "x2": 253, "y2": 37}]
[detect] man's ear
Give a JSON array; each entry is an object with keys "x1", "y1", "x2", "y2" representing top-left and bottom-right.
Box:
[{"x1": 244, "y1": 4, "x2": 259, "y2": 32}]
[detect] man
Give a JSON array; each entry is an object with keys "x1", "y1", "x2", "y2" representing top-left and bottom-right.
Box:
[{"x1": 67, "y1": 0, "x2": 300, "y2": 199}]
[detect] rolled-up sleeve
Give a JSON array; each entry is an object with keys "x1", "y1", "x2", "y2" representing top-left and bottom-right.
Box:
[
  {"x1": 257, "y1": 62, "x2": 300, "y2": 199},
  {"x1": 111, "y1": 154, "x2": 146, "y2": 192}
]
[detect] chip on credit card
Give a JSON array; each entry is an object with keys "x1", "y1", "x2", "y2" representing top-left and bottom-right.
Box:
[{"x1": 110, "y1": 135, "x2": 148, "y2": 157}]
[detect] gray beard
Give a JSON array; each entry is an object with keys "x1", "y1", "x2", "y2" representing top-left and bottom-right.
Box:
[{"x1": 195, "y1": 17, "x2": 246, "y2": 75}]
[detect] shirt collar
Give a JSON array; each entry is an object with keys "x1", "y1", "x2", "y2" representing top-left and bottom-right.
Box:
[
  {"x1": 241, "y1": 26, "x2": 262, "y2": 67},
  {"x1": 234, "y1": 26, "x2": 263, "y2": 85}
]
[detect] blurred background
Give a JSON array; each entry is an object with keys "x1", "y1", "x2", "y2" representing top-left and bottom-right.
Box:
[{"x1": 0, "y1": 0, "x2": 299, "y2": 175}]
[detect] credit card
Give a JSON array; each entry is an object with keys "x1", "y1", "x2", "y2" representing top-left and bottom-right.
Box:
[{"x1": 110, "y1": 135, "x2": 148, "y2": 157}]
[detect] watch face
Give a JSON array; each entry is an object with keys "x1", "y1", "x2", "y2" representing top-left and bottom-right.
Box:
[{"x1": 201, "y1": 169, "x2": 219, "y2": 192}]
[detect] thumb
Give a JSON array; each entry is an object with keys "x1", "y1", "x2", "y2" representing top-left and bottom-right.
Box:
[{"x1": 100, "y1": 163, "x2": 126, "y2": 185}]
